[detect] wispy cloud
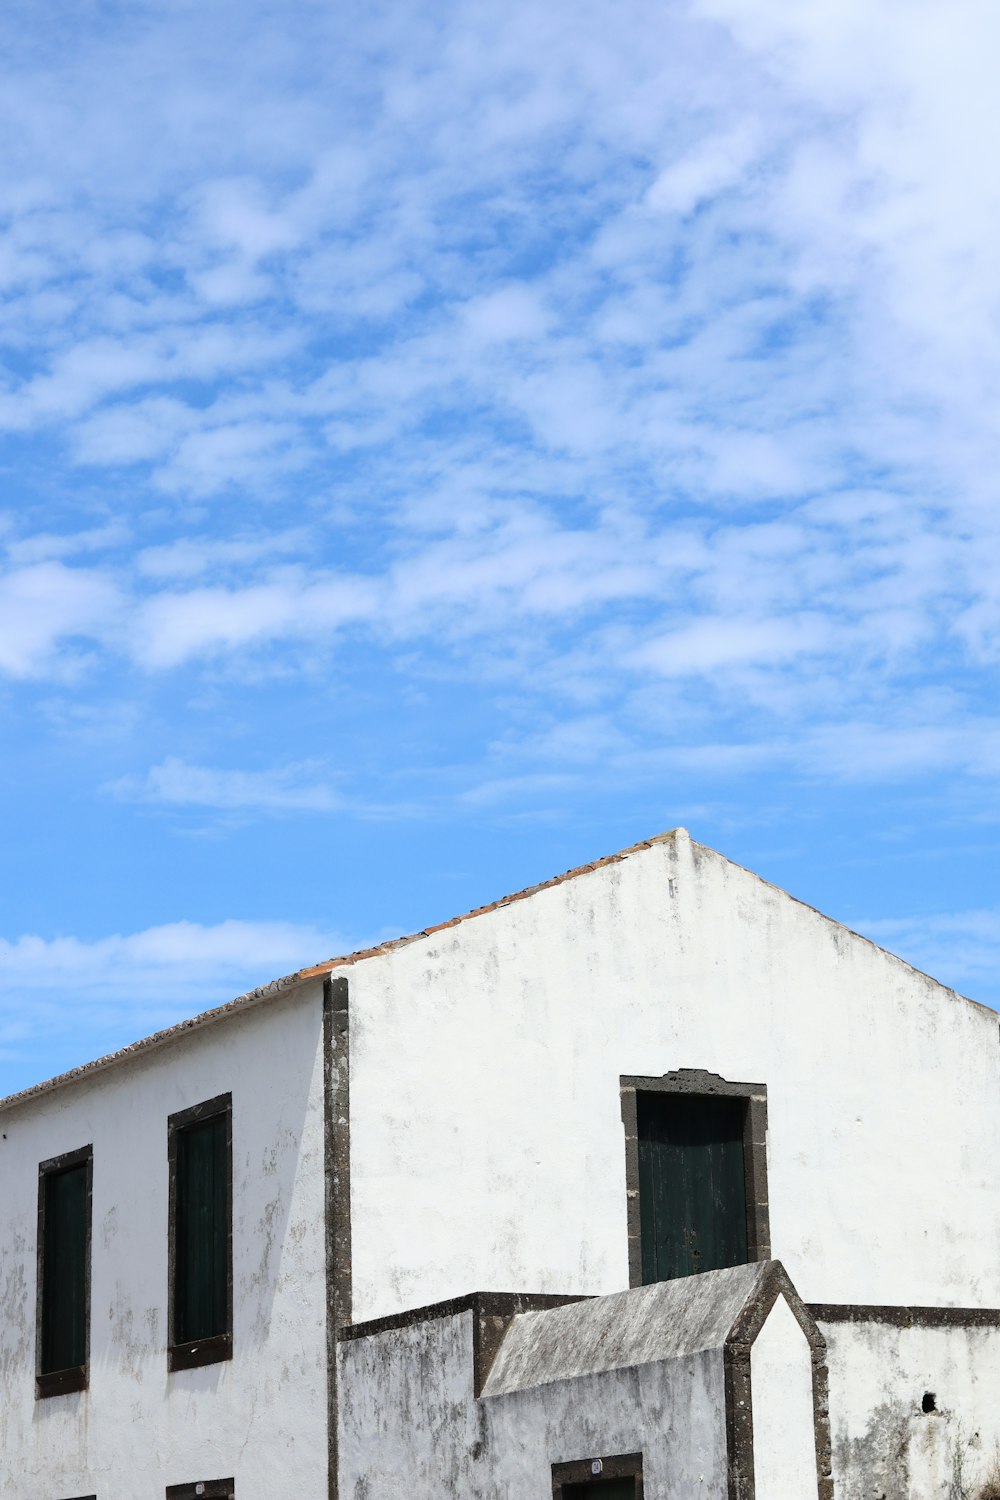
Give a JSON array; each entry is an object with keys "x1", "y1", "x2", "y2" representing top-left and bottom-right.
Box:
[
  {"x1": 110, "y1": 757, "x2": 344, "y2": 814},
  {"x1": 0, "y1": 919, "x2": 343, "y2": 998},
  {"x1": 0, "y1": 917, "x2": 353, "y2": 1088},
  {"x1": 856, "y1": 909, "x2": 1000, "y2": 1003},
  {"x1": 107, "y1": 757, "x2": 428, "y2": 824},
  {"x1": 630, "y1": 614, "x2": 832, "y2": 677},
  {"x1": 0, "y1": 561, "x2": 121, "y2": 678},
  {"x1": 2, "y1": 0, "x2": 1000, "y2": 1089},
  {"x1": 135, "y1": 530, "x2": 311, "y2": 581}
]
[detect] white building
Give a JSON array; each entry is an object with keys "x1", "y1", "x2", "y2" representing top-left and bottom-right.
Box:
[{"x1": 2, "y1": 827, "x2": 999, "y2": 1500}]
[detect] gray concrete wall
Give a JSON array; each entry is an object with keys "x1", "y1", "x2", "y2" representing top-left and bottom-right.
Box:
[{"x1": 818, "y1": 1312, "x2": 1000, "y2": 1500}]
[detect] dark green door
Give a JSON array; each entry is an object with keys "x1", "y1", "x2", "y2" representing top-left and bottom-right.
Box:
[
  {"x1": 563, "y1": 1482, "x2": 636, "y2": 1499},
  {"x1": 637, "y1": 1091, "x2": 748, "y2": 1282}
]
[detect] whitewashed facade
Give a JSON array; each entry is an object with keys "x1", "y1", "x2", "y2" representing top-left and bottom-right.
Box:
[
  {"x1": 2, "y1": 828, "x2": 999, "y2": 1500},
  {"x1": 0, "y1": 984, "x2": 329, "y2": 1499}
]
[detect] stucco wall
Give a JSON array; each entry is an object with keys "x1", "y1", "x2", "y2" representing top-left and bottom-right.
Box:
[
  {"x1": 751, "y1": 1293, "x2": 817, "y2": 1500},
  {"x1": 343, "y1": 830, "x2": 1000, "y2": 1321},
  {"x1": 819, "y1": 1315, "x2": 1000, "y2": 1500},
  {"x1": 337, "y1": 1305, "x2": 728, "y2": 1500},
  {"x1": 338, "y1": 1268, "x2": 823, "y2": 1500},
  {"x1": 0, "y1": 981, "x2": 327, "y2": 1500}
]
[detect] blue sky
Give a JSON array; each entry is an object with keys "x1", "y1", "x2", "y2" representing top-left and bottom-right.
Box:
[{"x1": 2, "y1": 0, "x2": 1000, "y2": 1094}]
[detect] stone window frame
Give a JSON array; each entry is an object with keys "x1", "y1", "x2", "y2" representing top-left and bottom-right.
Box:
[
  {"x1": 552, "y1": 1450, "x2": 644, "y2": 1497},
  {"x1": 36, "y1": 1142, "x2": 93, "y2": 1400},
  {"x1": 167, "y1": 1092, "x2": 233, "y2": 1373},
  {"x1": 165, "y1": 1480, "x2": 235, "y2": 1500},
  {"x1": 620, "y1": 1069, "x2": 769, "y2": 1287}
]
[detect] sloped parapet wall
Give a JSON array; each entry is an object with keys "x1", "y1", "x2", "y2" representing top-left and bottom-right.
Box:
[
  {"x1": 811, "y1": 1304, "x2": 1000, "y2": 1500},
  {"x1": 338, "y1": 1260, "x2": 828, "y2": 1500}
]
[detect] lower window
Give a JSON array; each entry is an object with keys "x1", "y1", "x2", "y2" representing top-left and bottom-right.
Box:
[
  {"x1": 165, "y1": 1481, "x2": 235, "y2": 1500},
  {"x1": 552, "y1": 1453, "x2": 643, "y2": 1499}
]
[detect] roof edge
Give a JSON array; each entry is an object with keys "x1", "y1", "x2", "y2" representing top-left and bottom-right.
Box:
[
  {"x1": 0, "y1": 966, "x2": 323, "y2": 1117},
  {"x1": 3, "y1": 822, "x2": 992, "y2": 1117},
  {"x1": 0, "y1": 828, "x2": 687, "y2": 1116},
  {"x1": 703, "y1": 843, "x2": 997, "y2": 1022}
]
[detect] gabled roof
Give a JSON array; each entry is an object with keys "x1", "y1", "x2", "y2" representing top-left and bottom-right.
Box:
[
  {"x1": 0, "y1": 831, "x2": 687, "y2": 1115},
  {"x1": 0, "y1": 826, "x2": 988, "y2": 1116},
  {"x1": 480, "y1": 1260, "x2": 822, "y2": 1395}
]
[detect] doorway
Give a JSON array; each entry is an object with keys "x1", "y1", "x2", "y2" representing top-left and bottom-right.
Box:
[
  {"x1": 551, "y1": 1452, "x2": 643, "y2": 1498},
  {"x1": 563, "y1": 1481, "x2": 636, "y2": 1499}
]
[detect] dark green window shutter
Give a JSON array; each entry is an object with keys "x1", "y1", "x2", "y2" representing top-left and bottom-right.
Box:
[
  {"x1": 174, "y1": 1113, "x2": 229, "y2": 1344},
  {"x1": 41, "y1": 1162, "x2": 89, "y2": 1373},
  {"x1": 637, "y1": 1091, "x2": 748, "y2": 1283}
]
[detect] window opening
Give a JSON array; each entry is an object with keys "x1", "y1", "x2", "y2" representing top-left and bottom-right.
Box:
[
  {"x1": 37, "y1": 1144, "x2": 92, "y2": 1398},
  {"x1": 168, "y1": 1094, "x2": 232, "y2": 1371},
  {"x1": 638, "y1": 1090, "x2": 747, "y2": 1281},
  {"x1": 621, "y1": 1071, "x2": 769, "y2": 1287}
]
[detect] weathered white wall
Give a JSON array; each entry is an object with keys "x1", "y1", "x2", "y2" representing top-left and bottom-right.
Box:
[
  {"x1": 344, "y1": 830, "x2": 1000, "y2": 1320},
  {"x1": 338, "y1": 1264, "x2": 823, "y2": 1500},
  {"x1": 338, "y1": 1307, "x2": 728, "y2": 1500},
  {"x1": 4, "y1": 828, "x2": 998, "y2": 1497},
  {"x1": 0, "y1": 981, "x2": 327, "y2": 1500},
  {"x1": 484, "y1": 1352, "x2": 726, "y2": 1500},
  {"x1": 751, "y1": 1293, "x2": 817, "y2": 1500},
  {"x1": 339, "y1": 1310, "x2": 483, "y2": 1494},
  {"x1": 819, "y1": 1315, "x2": 1000, "y2": 1500}
]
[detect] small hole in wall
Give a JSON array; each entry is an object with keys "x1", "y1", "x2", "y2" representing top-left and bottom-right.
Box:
[{"x1": 922, "y1": 1391, "x2": 937, "y2": 1413}]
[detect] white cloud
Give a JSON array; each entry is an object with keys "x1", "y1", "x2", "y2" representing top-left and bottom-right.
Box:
[
  {"x1": 193, "y1": 176, "x2": 303, "y2": 262},
  {"x1": 4, "y1": 524, "x2": 128, "y2": 564},
  {"x1": 646, "y1": 127, "x2": 763, "y2": 216},
  {"x1": 154, "y1": 417, "x2": 308, "y2": 497},
  {"x1": 0, "y1": 0, "x2": 1000, "y2": 850},
  {"x1": 110, "y1": 757, "x2": 344, "y2": 814},
  {"x1": 132, "y1": 581, "x2": 306, "y2": 667},
  {"x1": 135, "y1": 530, "x2": 311, "y2": 581},
  {"x1": 0, "y1": 919, "x2": 344, "y2": 995},
  {"x1": 461, "y1": 286, "x2": 552, "y2": 343},
  {"x1": 73, "y1": 397, "x2": 192, "y2": 466},
  {"x1": 631, "y1": 613, "x2": 831, "y2": 676},
  {"x1": 131, "y1": 570, "x2": 381, "y2": 667},
  {"x1": 3, "y1": 0, "x2": 1000, "y2": 1107},
  {"x1": 0, "y1": 917, "x2": 356, "y2": 1081},
  {"x1": 0, "y1": 562, "x2": 120, "y2": 678},
  {"x1": 857, "y1": 908, "x2": 1000, "y2": 1002}
]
